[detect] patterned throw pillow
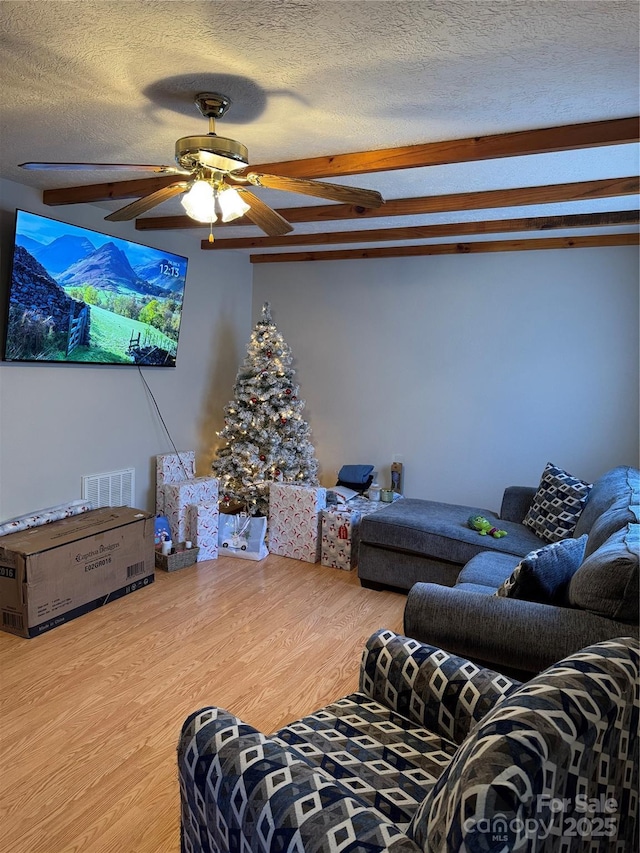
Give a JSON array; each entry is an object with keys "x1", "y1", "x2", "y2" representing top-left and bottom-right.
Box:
[
  {"x1": 495, "y1": 534, "x2": 588, "y2": 604},
  {"x1": 523, "y1": 462, "x2": 592, "y2": 543}
]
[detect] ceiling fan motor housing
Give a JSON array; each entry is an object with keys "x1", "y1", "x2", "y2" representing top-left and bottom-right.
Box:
[{"x1": 175, "y1": 134, "x2": 249, "y2": 173}]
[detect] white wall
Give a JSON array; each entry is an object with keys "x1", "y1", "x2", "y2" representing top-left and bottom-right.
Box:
[
  {"x1": 2, "y1": 179, "x2": 637, "y2": 523},
  {"x1": 253, "y1": 247, "x2": 639, "y2": 511},
  {"x1": 0, "y1": 179, "x2": 252, "y2": 519}
]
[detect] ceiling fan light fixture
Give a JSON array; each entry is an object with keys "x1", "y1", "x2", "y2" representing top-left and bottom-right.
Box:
[
  {"x1": 218, "y1": 186, "x2": 251, "y2": 222},
  {"x1": 181, "y1": 180, "x2": 217, "y2": 223},
  {"x1": 175, "y1": 135, "x2": 249, "y2": 173}
]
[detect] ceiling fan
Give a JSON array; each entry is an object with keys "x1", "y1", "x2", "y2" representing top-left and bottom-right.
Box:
[{"x1": 20, "y1": 92, "x2": 384, "y2": 238}]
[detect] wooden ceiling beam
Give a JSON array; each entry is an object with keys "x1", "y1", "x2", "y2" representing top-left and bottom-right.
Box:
[
  {"x1": 202, "y1": 210, "x2": 639, "y2": 250},
  {"x1": 42, "y1": 176, "x2": 178, "y2": 206},
  {"x1": 249, "y1": 233, "x2": 639, "y2": 263},
  {"x1": 135, "y1": 176, "x2": 640, "y2": 232},
  {"x1": 239, "y1": 117, "x2": 640, "y2": 179},
  {"x1": 41, "y1": 117, "x2": 639, "y2": 207}
]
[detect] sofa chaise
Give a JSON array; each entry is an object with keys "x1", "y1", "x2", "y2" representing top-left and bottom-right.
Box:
[
  {"x1": 178, "y1": 628, "x2": 639, "y2": 852},
  {"x1": 357, "y1": 465, "x2": 639, "y2": 676},
  {"x1": 403, "y1": 465, "x2": 639, "y2": 676},
  {"x1": 358, "y1": 483, "x2": 547, "y2": 592}
]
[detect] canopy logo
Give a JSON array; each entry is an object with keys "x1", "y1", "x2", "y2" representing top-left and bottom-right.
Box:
[{"x1": 463, "y1": 796, "x2": 619, "y2": 843}]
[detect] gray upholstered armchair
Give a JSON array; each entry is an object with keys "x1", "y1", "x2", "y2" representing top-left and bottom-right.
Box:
[{"x1": 178, "y1": 630, "x2": 638, "y2": 852}]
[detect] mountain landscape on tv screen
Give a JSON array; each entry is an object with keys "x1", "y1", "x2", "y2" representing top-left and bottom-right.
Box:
[
  {"x1": 6, "y1": 212, "x2": 188, "y2": 365},
  {"x1": 29, "y1": 233, "x2": 96, "y2": 275}
]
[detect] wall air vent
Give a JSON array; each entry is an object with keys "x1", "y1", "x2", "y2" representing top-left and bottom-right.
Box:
[{"x1": 82, "y1": 468, "x2": 135, "y2": 508}]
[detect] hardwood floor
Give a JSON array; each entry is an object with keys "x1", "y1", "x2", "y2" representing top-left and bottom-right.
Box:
[{"x1": 0, "y1": 554, "x2": 406, "y2": 853}]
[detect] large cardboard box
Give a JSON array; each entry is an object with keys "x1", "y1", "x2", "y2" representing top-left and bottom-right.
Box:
[{"x1": 0, "y1": 507, "x2": 155, "y2": 638}]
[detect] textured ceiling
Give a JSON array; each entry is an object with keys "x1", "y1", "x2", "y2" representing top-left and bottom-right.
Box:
[{"x1": 0, "y1": 0, "x2": 638, "y2": 257}]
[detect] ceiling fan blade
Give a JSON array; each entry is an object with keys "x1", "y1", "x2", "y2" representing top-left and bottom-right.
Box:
[
  {"x1": 235, "y1": 187, "x2": 294, "y2": 236},
  {"x1": 104, "y1": 182, "x2": 189, "y2": 221},
  {"x1": 20, "y1": 162, "x2": 190, "y2": 174},
  {"x1": 245, "y1": 172, "x2": 384, "y2": 208}
]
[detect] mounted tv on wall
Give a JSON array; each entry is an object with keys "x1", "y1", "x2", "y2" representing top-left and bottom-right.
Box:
[{"x1": 2, "y1": 210, "x2": 189, "y2": 366}]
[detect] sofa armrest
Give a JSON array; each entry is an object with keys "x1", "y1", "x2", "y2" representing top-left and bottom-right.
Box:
[
  {"x1": 404, "y1": 583, "x2": 640, "y2": 675},
  {"x1": 178, "y1": 705, "x2": 420, "y2": 853},
  {"x1": 500, "y1": 485, "x2": 536, "y2": 523},
  {"x1": 359, "y1": 629, "x2": 520, "y2": 745}
]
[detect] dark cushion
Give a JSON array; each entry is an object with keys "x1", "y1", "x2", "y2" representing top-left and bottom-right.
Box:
[
  {"x1": 495, "y1": 534, "x2": 588, "y2": 604},
  {"x1": 569, "y1": 523, "x2": 639, "y2": 623},
  {"x1": 499, "y1": 486, "x2": 537, "y2": 524},
  {"x1": 337, "y1": 464, "x2": 374, "y2": 485},
  {"x1": 457, "y1": 552, "x2": 521, "y2": 588},
  {"x1": 336, "y1": 464, "x2": 374, "y2": 494},
  {"x1": 523, "y1": 462, "x2": 592, "y2": 543},
  {"x1": 455, "y1": 581, "x2": 498, "y2": 595},
  {"x1": 573, "y1": 465, "x2": 639, "y2": 540},
  {"x1": 336, "y1": 477, "x2": 373, "y2": 494},
  {"x1": 584, "y1": 497, "x2": 640, "y2": 558}
]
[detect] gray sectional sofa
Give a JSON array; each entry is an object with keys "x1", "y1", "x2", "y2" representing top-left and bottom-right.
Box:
[
  {"x1": 359, "y1": 465, "x2": 639, "y2": 677},
  {"x1": 358, "y1": 487, "x2": 546, "y2": 591}
]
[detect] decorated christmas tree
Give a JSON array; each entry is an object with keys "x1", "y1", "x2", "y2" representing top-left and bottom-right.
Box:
[{"x1": 212, "y1": 302, "x2": 319, "y2": 516}]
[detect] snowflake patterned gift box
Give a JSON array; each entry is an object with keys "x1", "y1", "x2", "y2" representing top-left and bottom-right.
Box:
[
  {"x1": 321, "y1": 497, "x2": 388, "y2": 570},
  {"x1": 155, "y1": 451, "x2": 196, "y2": 514},
  {"x1": 163, "y1": 477, "x2": 219, "y2": 544},
  {"x1": 188, "y1": 502, "x2": 219, "y2": 561},
  {"x1": 268, "y1": 483, "x2": 327, "y2": 563}
]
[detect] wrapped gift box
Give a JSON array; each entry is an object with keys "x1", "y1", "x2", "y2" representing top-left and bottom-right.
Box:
[
  {"x1": 321, "y1": 496, "x2": 388, "y2": 570},
  {"x1": 163, "y1": 477, "x2": 219, "y2": 544},
  {"x1": 155, "y1": 451, "x2": 196, "y2": 514},
  {"x1": 189, "y1": 502, "x2": 219, "y2": 561},
  {"x1": 268, "y1": 483, "x2": 327, "y2": 563},
  {"x1": 0, "y1": 500, "x2": 93, "y2": 537}
]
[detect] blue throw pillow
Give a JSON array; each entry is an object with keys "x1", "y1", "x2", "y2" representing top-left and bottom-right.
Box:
[{"x1": 495, "y1": 534, "x2": 588, "y2": 604}]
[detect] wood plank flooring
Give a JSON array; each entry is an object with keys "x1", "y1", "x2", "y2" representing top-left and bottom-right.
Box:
[{"x1": 0, "y1": 554, "x2": 406, "y2": 853}]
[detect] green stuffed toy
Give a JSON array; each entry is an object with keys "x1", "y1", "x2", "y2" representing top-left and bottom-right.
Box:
[{"x1": 468, "y1": 514, "x2": 507, "y2": 538}]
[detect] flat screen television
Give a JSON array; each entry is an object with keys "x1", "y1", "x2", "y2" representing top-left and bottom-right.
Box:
[{"x1": 2, "y1": 210, "x2": 189, "y2": 366}]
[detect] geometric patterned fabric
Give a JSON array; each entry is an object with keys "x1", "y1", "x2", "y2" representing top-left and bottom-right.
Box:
[
  {"x1": 523, "y1": 461, "x2": 592, "y2": 543},
  {"x1": 274, "y1": 694, "x2": 458, "y2": 831},
  {"x1": 357, "y1": 629, "x2": 520, "y2": 745},
  {"x1": 408, "y1": 636, "x2": 640, "y2": 852},
  {"x1": 178, "y1": 705, "x2": 421, "y2": 853},
  {"x1": 177, "y1": 630, "x2": 639, "y2": 853}
]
